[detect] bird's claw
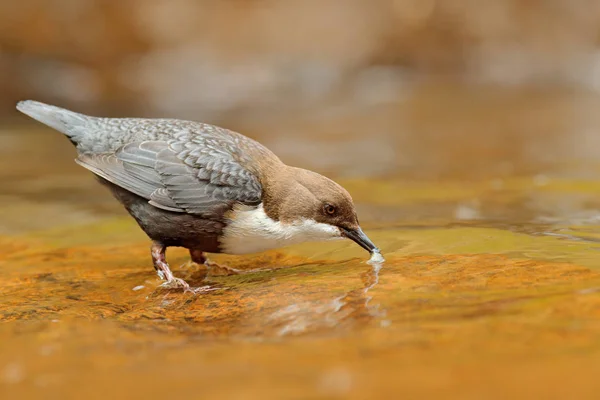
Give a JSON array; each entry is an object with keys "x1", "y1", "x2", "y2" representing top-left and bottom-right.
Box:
[
  {"x1": 159, "y1": 278, "x2": 219, "y2": 295},
  {"x1": 204, "y1": 260, "x2": 243, "y2": 276},
  {"x1": 159, "y1": 277, "x2": 190, "y2": 290},
  {"x1": 184, "y1": 285, "x2": 219, "y2": 295}
]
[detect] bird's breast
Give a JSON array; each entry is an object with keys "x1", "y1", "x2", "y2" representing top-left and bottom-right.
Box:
[{"x1": 219, "y1": 203, "x2": 342, "y2": 255}]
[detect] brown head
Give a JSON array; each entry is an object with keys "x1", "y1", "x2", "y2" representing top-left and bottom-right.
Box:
[{"x1": 261, "y1": 166, "x2": 379, "y2": 253}]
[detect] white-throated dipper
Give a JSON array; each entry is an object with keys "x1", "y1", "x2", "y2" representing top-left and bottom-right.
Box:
[{"x1": 17, "y1": 100, "x2": 382, "y2": 292}]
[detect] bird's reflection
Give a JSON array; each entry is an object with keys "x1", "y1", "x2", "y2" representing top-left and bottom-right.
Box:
[{"x1": 268, "y1": 261, "x2": 386, "y2": 336}]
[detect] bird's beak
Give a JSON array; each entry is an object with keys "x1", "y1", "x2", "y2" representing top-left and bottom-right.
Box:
[{"x1": 340, "y1": 226, "x2": 379, "y2": 253}]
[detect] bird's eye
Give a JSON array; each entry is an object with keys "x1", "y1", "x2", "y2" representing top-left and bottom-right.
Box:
[{"x1": 323, "y1": 204, "x2": 336, "y2": 216}]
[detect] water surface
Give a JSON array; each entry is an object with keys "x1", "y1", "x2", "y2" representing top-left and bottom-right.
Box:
[{"x1": 3, "y1": 83, "x2": 600, "y2": 399}]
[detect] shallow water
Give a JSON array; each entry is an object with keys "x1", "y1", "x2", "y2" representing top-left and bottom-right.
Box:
[{"x1": 3, "y1": 83, "x2": 600, "y2": 399}]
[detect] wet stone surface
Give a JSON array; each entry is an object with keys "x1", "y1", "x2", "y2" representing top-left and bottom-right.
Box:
[{"x1": 3, "y1": 83, "x2": 600, "y2": 398}]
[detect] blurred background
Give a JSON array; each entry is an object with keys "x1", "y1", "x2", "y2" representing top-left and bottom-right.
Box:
[
  {"x1": 4, "y1": 0, "x2": 600, "y2": 233},
  {"x1": 3, "y1": 0, "x2": 600, "y2": 114},
  {"x1": 4, "y1": 0, "x2": 600, "y2": 167},
  {"x1": 4, "y1": 0, "x2": 600, "y2": 232}
]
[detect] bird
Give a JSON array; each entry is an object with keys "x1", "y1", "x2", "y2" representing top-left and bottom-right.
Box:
[{"x1": 16, "y1": 100, "x2": 382, "y2": 292}]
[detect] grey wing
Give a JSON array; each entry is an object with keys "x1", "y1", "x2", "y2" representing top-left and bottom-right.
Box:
[{"x1": 75, "y1": 140, "x2": 262, "y2": 217}]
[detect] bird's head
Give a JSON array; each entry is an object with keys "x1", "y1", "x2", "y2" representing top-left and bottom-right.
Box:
[{"x1": 264, "y1": 167, "x2": 379, "y2": 254}]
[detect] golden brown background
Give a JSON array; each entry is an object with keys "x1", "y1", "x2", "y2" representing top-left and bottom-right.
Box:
[{"x1": 3, "y1": 2, "x2": 600, "y2": 399}]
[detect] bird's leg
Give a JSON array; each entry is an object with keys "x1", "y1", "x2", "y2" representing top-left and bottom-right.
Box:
[
  {"x1": 189, "y1": 249, "x2": 242, "y2": 276},
  {"x1": 189, "y1": 249, "x2": 207, "y2": 265},
  {"x1": 151, "y1": 241, "x2": 193, "y2": 291}
]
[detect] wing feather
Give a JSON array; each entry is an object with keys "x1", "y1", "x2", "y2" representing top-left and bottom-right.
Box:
[{"x1": 76, "y1": 138, "x2": 262, "y2": 217}]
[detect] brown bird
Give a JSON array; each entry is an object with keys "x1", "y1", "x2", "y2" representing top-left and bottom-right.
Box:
[{"x1": 17, "y1": 100, "x2": 382, "y2": 292}]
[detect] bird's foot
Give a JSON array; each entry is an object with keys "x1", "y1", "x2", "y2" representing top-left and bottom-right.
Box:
[
  {"x1": 204, "y1": 259, "x2": 243, "y2": 276},
  {"x1": 178, "y1": 260, "x2": 213, "y2": 286},
  {"x1": 185, "y1": 285, "x2": 219, "y2": 295},
  {"x1": 189, "y1": 249, "x2": 243, "y2": 276},
  {"x1": 159, "y1": 277, "x2": 217, "y2": 294},
  {"x1": 152, "y1": 243, "x2": 219, "y2": 294},
  {"x1": 159, "y1": 276, "x2": 190, "y2": 290}
]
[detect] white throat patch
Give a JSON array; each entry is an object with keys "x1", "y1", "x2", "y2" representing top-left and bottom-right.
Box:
[{"x1": 220, "y1": 204, "x2": 342, "y2": 254}]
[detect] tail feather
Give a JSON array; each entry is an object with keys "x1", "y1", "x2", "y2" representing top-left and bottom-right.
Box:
[{"x1": 16, "y1": 100, "x2": 90, "y2": 141}]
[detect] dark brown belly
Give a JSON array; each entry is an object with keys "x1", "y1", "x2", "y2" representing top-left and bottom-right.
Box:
[{"x1": 98, "y1": 178, "x2": 225, "y2": 252}]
